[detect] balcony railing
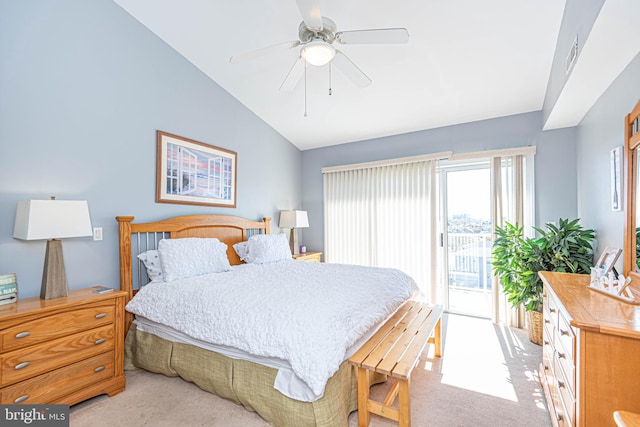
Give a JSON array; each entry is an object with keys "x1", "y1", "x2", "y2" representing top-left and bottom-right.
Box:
[{"x1": 447, "y1": 232, "x2": 493, "y2": 292}]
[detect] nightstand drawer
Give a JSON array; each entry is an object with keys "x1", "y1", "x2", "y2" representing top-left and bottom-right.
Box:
[
  {"x1": 0, "y1": 351, "x2": 114, "y2": 404},
  {"x1": 1, "y1": 325, "x2": 114, "y2": 387},
  {"x1": 0, "y1": 304, "x2": 114, "y2": 352}
]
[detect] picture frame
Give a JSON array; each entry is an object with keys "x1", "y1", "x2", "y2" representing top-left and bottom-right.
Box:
[
  {"x1": 156, "y1": 131, "x2": 237, "y2": 208},
  {"x1": 610, "y1": 146, "x2": 622, "y2": 211},
  {"x1": 595, "y1": 246, "x2": 622, "y2": 277}
]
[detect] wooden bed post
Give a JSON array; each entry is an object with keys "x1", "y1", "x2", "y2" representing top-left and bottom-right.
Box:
[
  {"x1": 263, "y1": 217, "x2": 271, "y2": 235},
  {"x1": 116, "y1": 216, "x2": 134, "y2": 330}
]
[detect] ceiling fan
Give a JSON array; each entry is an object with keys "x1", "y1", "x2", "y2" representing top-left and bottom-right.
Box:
[{"x1": 229, "y1": 0, "x2": 409, "y2": 92}]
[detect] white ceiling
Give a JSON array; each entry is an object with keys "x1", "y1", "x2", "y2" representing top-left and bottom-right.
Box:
[{"x1": 110, "y1": 0, "x2": 633, "y2": 151}]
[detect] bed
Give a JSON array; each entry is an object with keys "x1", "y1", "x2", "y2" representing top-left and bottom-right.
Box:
[{"x1": 117, "y1": 214, "x2": 418, "y2": 426}]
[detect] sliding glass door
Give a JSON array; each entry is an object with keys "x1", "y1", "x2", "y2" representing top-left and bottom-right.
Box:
[{"x1": 439, "y1": 160, "x2": 493, "y2": 318}]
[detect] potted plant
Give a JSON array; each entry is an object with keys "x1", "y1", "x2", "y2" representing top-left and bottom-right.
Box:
[{"x1": 492, "y1": 218, "x2": 595, "y2": 345}]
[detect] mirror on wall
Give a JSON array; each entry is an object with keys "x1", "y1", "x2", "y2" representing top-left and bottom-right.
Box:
[
  {"x1": 636, "y1": 155, "x2": 640, "y2": 271},
  {"x1": 624, "y1": 99, "x2": 640, "y2": 277},
  {"x1": 636, "y1": 155, "x2": 640, "y2": 273}
]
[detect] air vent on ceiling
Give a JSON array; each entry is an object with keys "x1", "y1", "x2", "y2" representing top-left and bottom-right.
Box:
[{"x1": 566, "y1": 35, "x2": 578, "y2": 76}]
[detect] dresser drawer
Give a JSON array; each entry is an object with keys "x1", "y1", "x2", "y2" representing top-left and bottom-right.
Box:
[
  {"x1": 0, "y1": 351, "x2": 114, "y2": 404},
  {"x1": 547, "y1": 295, "x2": 561, "y2": 324},
  {"x1": 0, "y1": 304, "x2": 114, "y2": 352},
  {"x1": 0, "y1": 325, "x2": 114, "y2": 387},
  {"x1": 556, "y1": 310, "x2": 575, "y2": 362},
  {"x1": 555, "y1": 366, "x2": 576, "y2": 427}
]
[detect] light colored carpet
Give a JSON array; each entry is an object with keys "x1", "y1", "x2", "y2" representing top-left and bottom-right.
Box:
[{"x1": 70, "y1": 314, "x2": 551, "y2": 427}]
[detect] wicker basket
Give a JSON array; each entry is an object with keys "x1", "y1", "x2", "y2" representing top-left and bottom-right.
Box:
[{"x1": 528, "y1": 310, "x2": 543, "y2": 346}]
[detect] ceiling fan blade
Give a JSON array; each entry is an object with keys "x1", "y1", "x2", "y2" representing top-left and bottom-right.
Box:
[
  {"x1": 336, "y1": 28, "x2": 409, "y2": 45},
  {"x1": 332, "y1": 51, "x2": 371, "y2": 88},
  {"x1": 279, "y1": 57, "x2": 305, "y2": 92},
  {"x1": 230, "y1": 40, "x2": 300, "y2": 64},
  {"x1": 296, "y1": 0, "x2": 323, "y2": 31}
]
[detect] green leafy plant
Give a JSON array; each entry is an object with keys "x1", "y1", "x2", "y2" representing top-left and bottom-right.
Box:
[{"x1": 492, "y1": 218, "x2": 595, "y2": 312}]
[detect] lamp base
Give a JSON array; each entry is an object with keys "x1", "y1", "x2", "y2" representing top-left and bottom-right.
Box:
[
  {"x1": 290, "y1": 228, "x2": 300, "y2": 255},
  {"x1": 41, "y1": 239, "x2": 68, "y2": 300}
]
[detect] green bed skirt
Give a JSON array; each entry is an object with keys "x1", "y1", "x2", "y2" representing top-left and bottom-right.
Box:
[{"x1": 124, "y1": 324, "x2": 385, "y2": 427}]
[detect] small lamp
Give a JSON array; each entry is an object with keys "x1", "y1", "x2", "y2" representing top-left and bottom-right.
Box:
[
  {"x1": 13, "y1": 197, "x2": 92, "y2": 299},
  {"x1": 279, "y1": 210, "x2": 309, "y2": 255}
]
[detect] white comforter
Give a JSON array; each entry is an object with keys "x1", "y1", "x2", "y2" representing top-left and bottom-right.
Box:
[{"x1": 125, "y1": 260, "x2": 418, "y2": 400}]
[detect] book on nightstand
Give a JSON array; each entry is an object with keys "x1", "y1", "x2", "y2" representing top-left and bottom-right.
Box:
[
  {"x1": 0, "y1": 293, "x2": 17, "y2": 305},
  {"x1": 0, "y1": 274, "x2": 17, "y2": 304}
]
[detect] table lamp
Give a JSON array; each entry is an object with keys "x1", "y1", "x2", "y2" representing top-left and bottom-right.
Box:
[
  {"x1": 279, "y1": 210, "x2": 309, "y2": 255},
  {"x1": 13, "y1": 198, "x2": 93, "y2": 299}
]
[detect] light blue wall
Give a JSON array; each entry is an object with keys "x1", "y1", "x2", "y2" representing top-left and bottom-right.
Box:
[
  {"x1": 301, "y1": 112, "x2": 578, "y2": 253},
  {"x1": 575, "y1": 51, "x2": 640, "y2": 267},
  {"x1": 0, "y1": 1, "x2": 301, "y2": 298}
]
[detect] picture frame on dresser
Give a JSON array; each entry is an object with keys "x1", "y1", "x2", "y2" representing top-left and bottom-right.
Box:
[
  {"x1": 156, "y1": 130, "x2": 237, "y2": 208},
  {"x1": 595, "y1": 246, "x2": 622, "y2": 277}
]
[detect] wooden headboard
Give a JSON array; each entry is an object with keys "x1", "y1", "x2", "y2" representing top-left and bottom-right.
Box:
[{"x1": 116, "y1": 214, "x2": 270, "y2": 303}]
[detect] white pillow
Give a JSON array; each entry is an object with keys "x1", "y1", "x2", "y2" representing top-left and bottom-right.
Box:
[
  {"x1": 233, "y1": 241, "x2": 249, "y2": 260},
  {"x1": 242, "y1": 234, "x2": 292, "y2": 264},
  {"x1": 137, "y1": 250, "x2": 164, "y2": 282},
  {"x1": 158, "y1": 238, "x2": 231, "y2": 281}
]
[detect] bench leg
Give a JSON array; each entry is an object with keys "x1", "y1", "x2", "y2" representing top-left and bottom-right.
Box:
[
  {"x1": 357, "y1": 367, "x2": 371, "y2": 427},
  {"x1": 434, "y1": 316, "x2": 442, "y2": 357},
  {"x1": 398, "y1": 377, "x2": 411, "y2": 427}
]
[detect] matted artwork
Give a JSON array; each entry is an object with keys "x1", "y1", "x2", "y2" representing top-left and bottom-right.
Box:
[{"x1": 156, "y1": 131, "x2": 237, "y2": 208}]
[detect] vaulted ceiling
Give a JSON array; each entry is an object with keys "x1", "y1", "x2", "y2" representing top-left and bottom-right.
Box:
[{"x1": 112, "y1": 1, "x2": 640, "y2": 150}]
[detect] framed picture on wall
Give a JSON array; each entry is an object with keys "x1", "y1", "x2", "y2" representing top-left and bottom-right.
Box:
[
  {"x1": 156, "y1": 131, "x2": 237, "y2": 208},
  {"x1": 610, "y1": 146, "x2": 622, "y2": 211}
]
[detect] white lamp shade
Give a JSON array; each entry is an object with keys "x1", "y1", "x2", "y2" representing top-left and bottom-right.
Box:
[
  {"x1": 278, "y1": 210, "x2": 309, "y2": 229},
  {"x1": 14, "y1": 200, "x2": 93, "y2": 240}
]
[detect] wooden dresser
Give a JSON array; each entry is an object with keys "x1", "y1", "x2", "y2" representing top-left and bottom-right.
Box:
[
  {"x1": 539, "y1": 272, "x2": 640, "y2": 427},
  {"x1": 0, "y1": 287, "x2": 126, "y2": 405}
]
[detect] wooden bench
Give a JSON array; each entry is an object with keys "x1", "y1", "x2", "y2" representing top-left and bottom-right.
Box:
[{"x1": 349, "y1": 300, "x2": 443, "y2": 427}]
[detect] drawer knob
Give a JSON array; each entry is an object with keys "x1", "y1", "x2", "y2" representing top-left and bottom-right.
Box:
[
  {"x1": 14, "y1": 395, "x2": 29, "y2": 403},
  {"x1": 557, "y1": 413, "x2": 564, "y2": 422},
  {"x1": 550, "y1": 308, "x2": 557, "y2": 313},
  {"x1": 94, "y1": 365, "x2": 106, "y2": 373},
  {"x1": 15, "y1": 331, "x2": 31, "y2": 339},
  {"x1": 544, "y1": 319, "x2": 550, "y2": 324},
  {"x1": 95, "y1": 338, "x2": 106, "y2": 345},
  {"x1": 557, "y1": 352, "x2": 566, "y2": 359},
  {"x1": 95, "y1": 313, "x2": 107, "y2": 319},
  {"x1": 560, "y1": 329, "x2": 570, "y2": 336},
  {"x1": 558, "y1": 379, "x2": 565, "y2": 388},
  {"x1": 14, "y1": 361, "x2": 30, "y2": 370},
  {"x1": 543, "y1": 363, "x2": 549, "y2": 371}
]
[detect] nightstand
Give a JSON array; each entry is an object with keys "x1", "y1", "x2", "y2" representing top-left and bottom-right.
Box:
[
  {"x1": 292, "y1": 251, "x2": 322, "y2": 262},
  {"x1": 0, "y1": 287, "x2": 126, "y2": 405}
]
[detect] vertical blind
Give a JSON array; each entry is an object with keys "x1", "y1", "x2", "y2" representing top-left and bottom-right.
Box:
[
  {"x1": 490, "y1": 154, "x2": 532, "y2": 327},
  {"x1": 323, "y1": 159, "x2": 439, "y2": 300},
  {"x1": 323, "y1": 147, "x2": 535, "y2": 317}
]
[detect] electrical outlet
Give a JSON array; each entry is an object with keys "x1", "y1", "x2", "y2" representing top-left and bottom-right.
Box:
[{"x1": 93, "y1": 227, "x2": 103, "y2": 241}]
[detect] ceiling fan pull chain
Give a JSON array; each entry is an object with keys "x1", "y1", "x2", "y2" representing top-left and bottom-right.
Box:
[
  {"x1": 329, "y1": 63, "x2": 332, "y2": 96},
  {"x1": 304, "y1": 58, "x2": 308, "y2": 117}
]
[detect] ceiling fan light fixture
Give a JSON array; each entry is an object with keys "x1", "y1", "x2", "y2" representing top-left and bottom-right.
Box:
[{"x1": 302, "y1": 40, "x2": 336, "y2": 66}]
